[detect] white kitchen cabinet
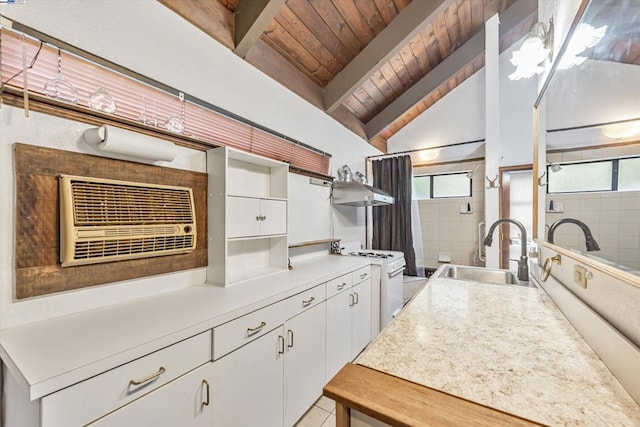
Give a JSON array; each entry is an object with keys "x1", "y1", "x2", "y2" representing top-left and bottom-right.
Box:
[
  {"x1": 325, "y1": 288, "x2": 353, "y2": 383},
  {"x1": 207, "y1": 146, "x2": 288, "y2": 285},
  {"x1": 88, "y1": 362, "x2": 214, "y2": 427},
  {"x1": 284, "y1": 301, "x2": 326, "y2": 426},
  {"x1": 41, "y1": 332, "x2": 212, "y2": 427},
  {"x1": 351, "y1": 278, "x2": 372, "y2": 357},
  {"x1": 227, "y1": 196, "x2": 287, "y2": 238},
  {"x1": 211, "y1": 326, "x2": 285, "y2": 427},
  {"x1": 326, "y1": 274, "x2": 372, "y2": 383}
]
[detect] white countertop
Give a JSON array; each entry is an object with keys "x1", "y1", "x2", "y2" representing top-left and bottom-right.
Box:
[
  {"x1": 356, "y1": 275, "x2": 640, "y2": 426},
  {"x1": 0, "y1": 255, "x2": 369, "y2": 400}
]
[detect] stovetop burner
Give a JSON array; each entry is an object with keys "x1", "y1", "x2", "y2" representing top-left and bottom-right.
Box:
[{"x1": 348, "y1": 251, "x2": 395, "y2": 259}]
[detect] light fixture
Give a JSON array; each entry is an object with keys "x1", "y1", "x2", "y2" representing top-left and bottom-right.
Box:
[
  {"x1": 418, "y1": 148, "x2": 441, "y2": 162},
  {"x1": 601, "y1": 119, "x2": 640, "y2": 139},
  {"x1": 537, "y1": 161, "x2": 562, "y2": 186},
  {"x1": 509, "y1": 21, "x2": 553, "y2": 81},
  {"x1": 558, "y1": 23, "x2": 607, "y2": 70},
  {"x1": 465, "y1": 162, "x2": 484, "y2": 179}
]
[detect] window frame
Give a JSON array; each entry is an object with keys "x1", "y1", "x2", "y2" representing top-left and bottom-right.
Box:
[
  {"x1": 412, "y1": 171, "x2": 472, "y2": 200},
  {"x1": 546, "y1": 156, "x2": 639, "y2": 194}
]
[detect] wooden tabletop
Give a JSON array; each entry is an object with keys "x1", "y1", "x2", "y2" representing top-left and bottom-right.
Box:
[{"x1": 324, "y1": 363, "x2": 544, "y2": 427}]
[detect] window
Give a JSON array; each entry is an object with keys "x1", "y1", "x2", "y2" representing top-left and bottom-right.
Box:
[
  {"x1": 547, "y1": 156, "x2": 640, "y2": 193},
  {"x1": 0, "y1": 27, "x2": 331, "y2": 176},
  {"x1": 619, "y1": 157, "x2": 640, "y2": 191},
  {"x1": 412, "y1": 172, "x2": 471, "y2": 200}
]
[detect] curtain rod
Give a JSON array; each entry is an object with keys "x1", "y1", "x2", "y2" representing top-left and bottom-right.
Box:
[
  {"x1": 547, "y1": 117, "x2": 640, "y2": 133},
  {"x1": 4, "y1": 17, "x2": 332, "y2": 159},
  {"x1": 367, "y1": 138, "x2": 485, "y2": 160}
]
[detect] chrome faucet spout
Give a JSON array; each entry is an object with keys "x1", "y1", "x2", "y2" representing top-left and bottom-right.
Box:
[
  {"x1": 547, "y1": 218, "x2": 600, "y2": 251},
  {"x1": 483, "y1": 218, "x2": 529, "y2": 281}
]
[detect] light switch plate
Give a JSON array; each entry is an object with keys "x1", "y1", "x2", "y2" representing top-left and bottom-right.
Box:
[{"x1": 574, "y1": 265, "x2": 588, "y2": 288}]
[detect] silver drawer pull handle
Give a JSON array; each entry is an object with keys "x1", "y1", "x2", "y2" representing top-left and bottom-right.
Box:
[
  {"x1": 360, "y1": 273, "x2": 367, "y2": 279},
  {"x1": 129, "y1": 366, "x2": 166, "y2": 386},
  {"x1": 349, "y1": 293, "x2": 355, "y2": 307},
  {"x1": 247, "y1": 321, "x2": 267, "y2": 336},
  {"x1": 287, "y1": 329, "x2": 294, "y2": 348},
  {"x1": 354, "y1": 292, "x2": 359, "y2": 305},
  {"x1": 202, "y1": 380, "x2": 210, "y2": 406},
  {"x1": 302, "y1": 296, "x2": 315, "y2": 307},
  {"x1": 278, "y1": 335, "x2": 285, "y2": 354},
  {"x1": 337, "y1": 283, "x2": 347, "y2": 290}
]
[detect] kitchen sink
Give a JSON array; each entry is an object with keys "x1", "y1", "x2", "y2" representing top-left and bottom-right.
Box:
[{"x1": 438, "y1": 265, "x2": 535, "y2": 287}]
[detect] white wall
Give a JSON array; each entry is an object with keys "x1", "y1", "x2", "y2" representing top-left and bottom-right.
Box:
[
  {"x1": 0, "y1": 0, "x2": 381, "y2": 328},
  {"x1": 387, "y1": 37, "x2": 536, "y2": 167},
  {"x1": 0, "y1": 107, "x2": 207, "y2": 329},
  {"x1": 386, "y1": 70, "x2": 485, "y2": 154}
]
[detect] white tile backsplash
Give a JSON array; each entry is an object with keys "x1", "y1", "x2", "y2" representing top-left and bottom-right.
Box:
[{"x1": 414, "y1": 161, "x2": 485, "y2": 268}]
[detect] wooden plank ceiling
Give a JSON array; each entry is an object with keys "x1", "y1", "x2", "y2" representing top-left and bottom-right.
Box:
[{"x1": 158, "y1": 0, "x2": 537, "y2": 153}]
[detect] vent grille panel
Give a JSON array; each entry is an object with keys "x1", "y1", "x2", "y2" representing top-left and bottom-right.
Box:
[
  {"x1": 71, "y1": 181, "x2": 194, "y2": 225},
  {"x1": 60, "y1": 175, "x2": 196, "y2": 266},
  {"x1": 74, "y1": 235, "x2": 194, "y2": 260}
]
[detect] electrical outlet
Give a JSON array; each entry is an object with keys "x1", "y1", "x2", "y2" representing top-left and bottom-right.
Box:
[{"x1": 574, "y1": 265, "x2": 588, "y2": 288}]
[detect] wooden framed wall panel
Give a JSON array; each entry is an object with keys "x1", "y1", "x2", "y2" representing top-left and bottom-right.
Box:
[{"x1": 14, "y1": 143, "x2": 208, "y2": 299}]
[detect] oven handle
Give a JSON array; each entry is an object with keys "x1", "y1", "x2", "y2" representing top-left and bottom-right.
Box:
[{"x1": 388, "y1": 266, "x2": 405, "y2": 278}]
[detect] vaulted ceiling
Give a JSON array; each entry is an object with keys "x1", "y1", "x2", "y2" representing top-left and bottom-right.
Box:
[{"x1": 158, "y1": 0, "x2": 537, "y2": 153}]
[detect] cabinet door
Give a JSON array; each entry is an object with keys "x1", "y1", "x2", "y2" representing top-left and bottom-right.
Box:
[
  {"x1": 325, "y1": 291, "x2": 352, "y2": 383},
  {"x1": 260, "y1": 199, "x2": 287, "y2": 236},
  {"x1": 227, "y1": 196, "x2": 261, "y2": 238},
  {"x1": 351, "y1": 279, "x2": 372, "y2": 358},
  {"x1": 88, "y1": 363, "x2": 214, "y2": 427},
  {"x1": 284, "y1": 303, "x2": 326, "y2": 426},
  {"x1": 212, "y1": 326, "x2": 284, "y2": 427}
]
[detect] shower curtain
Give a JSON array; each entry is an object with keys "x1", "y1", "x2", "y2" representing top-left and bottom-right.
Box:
[{"x1": 371, "y1": 155, "x2": 418, "y2": 276}]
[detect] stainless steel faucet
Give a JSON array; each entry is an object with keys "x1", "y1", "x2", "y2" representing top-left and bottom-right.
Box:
[
  {"x1": 548, "y1": 218, "x2": 601, "y2": 251},
  {"x1": 483, "y1": 218, "x2": 529, "y2": 281}
]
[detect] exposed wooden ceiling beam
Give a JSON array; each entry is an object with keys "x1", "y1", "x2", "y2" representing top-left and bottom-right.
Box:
[
  {"x1": 158, "y1": 0, "x2": 234, "y2": 50},
  {"x1": 245, "y1": 38, "x2": 324, "y2": 108},
  {"x1": 234, "y1": 0, "x2": 287, "y2": 58},
  {"x1": 364, "y1": 0, "x2": 537, "y2": 139},
  {"x1": 323, "y1": 0, "x2": 450, "y2": 114},
  {"x1": 246, "y1": 38, "x2": 370, "y2": 145}
]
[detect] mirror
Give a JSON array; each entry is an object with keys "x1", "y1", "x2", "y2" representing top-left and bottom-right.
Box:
[{"x1": 537, "y1": 0, "x2": 640, "y2": 275}]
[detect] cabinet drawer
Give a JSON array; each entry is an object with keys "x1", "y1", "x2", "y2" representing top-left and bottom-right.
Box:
[
  {"x1": 213, "y1": 299, "x2": 286, "y2": 360},
  {"x1": 353, "y1": 265, "x2": 372, "y2": 284},
  {"x1": 41, "y1": 331, "x2": 211, "y2": 427},
  {"x1": 326, "y1": 273, "x2": 353, "y2": 299},
  {"x1": 285, "y1": 284, "x2": 325, "y2": 319}
]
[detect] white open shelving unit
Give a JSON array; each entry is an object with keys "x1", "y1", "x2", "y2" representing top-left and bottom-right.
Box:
[{"x1": 207, "y1": 146, "x2": 289, "y2": 285}]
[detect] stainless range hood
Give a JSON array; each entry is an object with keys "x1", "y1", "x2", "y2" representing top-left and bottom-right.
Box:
[{"x1": 331, "y1": 181, "x2": 394, "y2": 207}]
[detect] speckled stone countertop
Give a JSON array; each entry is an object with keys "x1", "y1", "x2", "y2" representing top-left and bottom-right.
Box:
[{"x1": 356, "y1": 276, "x2": 640, "y2": 426}]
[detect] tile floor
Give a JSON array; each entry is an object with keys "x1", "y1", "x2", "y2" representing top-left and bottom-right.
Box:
[{"x1": 295, "y1": 396, "x2": 336, "y2": 427}]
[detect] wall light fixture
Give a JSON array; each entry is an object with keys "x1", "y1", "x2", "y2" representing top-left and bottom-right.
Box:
[{"x1": 509, "y1": 20, "x2": 553, "y2": 81}]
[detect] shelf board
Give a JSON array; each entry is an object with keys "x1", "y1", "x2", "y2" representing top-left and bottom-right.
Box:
[
  {"x1": 227, "y1": 266, "x2": 286, "y2": 285},
  {"x1": 289, "y1": 238, "x2": 340, "y2": 248},
  {"x1": 228, "y1": 234, "x2": 287, "y2": 242},
  {"x1": 227, "y1": 194, "x2": 287, "y2": 202}
]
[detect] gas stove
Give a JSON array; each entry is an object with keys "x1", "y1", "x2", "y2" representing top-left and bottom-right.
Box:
[{"x1": 348, "y1": 251, "x2": 398, "y2": 259}]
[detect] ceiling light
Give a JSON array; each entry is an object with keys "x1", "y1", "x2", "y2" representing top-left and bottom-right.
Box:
[
  {"x1": 558, "y1": 23, "x2": 607, "y2": 70},
  {"x1": 601, "y1": 119, "x2": 640, "y2": 139},
  {"x1": 418, "y1": 149, "x2": 440, "y2": 161},
  {"x1": 509, "y1": 21, "x2": 552, "y2": 81}
]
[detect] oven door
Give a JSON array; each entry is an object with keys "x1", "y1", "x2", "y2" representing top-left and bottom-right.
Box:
[{"x1": 381, "y1": 264, "x2": 405, "y2": 329}]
